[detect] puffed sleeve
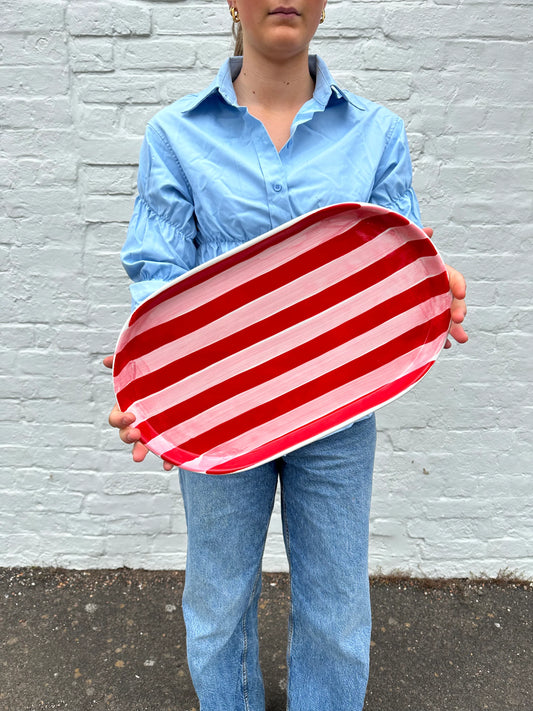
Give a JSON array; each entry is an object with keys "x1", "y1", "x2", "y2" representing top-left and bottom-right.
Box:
[
  {"x1": 121, "y1": 123, "x2": 198, "y2": 310},
  {"x1": 370, "y1": 116, "x2": 423, "y2": 228}
]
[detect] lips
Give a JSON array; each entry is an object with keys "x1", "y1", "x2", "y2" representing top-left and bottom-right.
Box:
[{"x1": 270, "y1": 6, "x2": 300, "y2": 16}]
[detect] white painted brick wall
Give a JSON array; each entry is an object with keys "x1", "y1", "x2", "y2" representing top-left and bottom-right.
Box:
[{"x1": 1, "y1": 0, "x2": 531, "y2": 577}]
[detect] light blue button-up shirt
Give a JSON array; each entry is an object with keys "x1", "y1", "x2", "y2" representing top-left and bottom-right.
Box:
[{"x1": 122, "y1": 55, "x2": 422, "y2": 309}]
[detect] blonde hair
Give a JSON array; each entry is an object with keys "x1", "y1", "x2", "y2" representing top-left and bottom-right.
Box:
[{"x1": 232, "y1": 22, "x2": 243, "y2": 56}]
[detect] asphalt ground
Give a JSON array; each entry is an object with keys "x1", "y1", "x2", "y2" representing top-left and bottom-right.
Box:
[{"x1": 0, "y1": 568, "x2": 531, "y2": 711}]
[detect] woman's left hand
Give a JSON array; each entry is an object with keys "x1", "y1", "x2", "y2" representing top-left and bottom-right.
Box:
[{"x1": 423, "y1": 227, "x2": 468, "y2": 349}]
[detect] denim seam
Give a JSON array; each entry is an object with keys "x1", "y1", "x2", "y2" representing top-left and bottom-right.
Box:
[
  {"x1": 241, "y1": 566, "x2": 263, "y2": 711},
  {"x1": 241, "y1": 485, "x2": 277, "y2": 711},
  {"x1": 241, "y1": 606, "x2": 250, "y2": 711},
  {"x1": 281, "y1": 488, "x2": 294, "y2": 711}
]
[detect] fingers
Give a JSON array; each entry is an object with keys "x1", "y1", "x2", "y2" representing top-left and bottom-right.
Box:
[
  {"x1": 444, "y1": 323, "x2": 468, "y2": 349},
  {"x1": 450, "y1": 298, "x2": 467, "y2": 328},
  {"x1": 446, "y1": 264, "x2": 467, "y2": 302},
  {"x1": 446, "y1": 306, "x2": 468, "y2": 346},
  {"x1": 112, "y1": 405, "x2": 149, "y2": 464},
  {"x1": 443, "y1": 264, "x2": 468, "y2": 347},
  {"x1": 108, "y1": 403, "x2": 141, "y2": 444},
  {"x1": 132, "y1": 437, "x2": 173, "y2": 469},
  {"x1": 132, "y1": 440, "x2": 150, "y2": 462},
  {"x1": 108, "y1": 403, "x2": 173, "y2": 469},
  {"x1": 422, "y1": 226, "x2": 434, "y2": 239},
  {"x1": 449, "y1": 321, "x2": 468, "y2": 345},
  {"x1": 105, "y1": 358, "x2": 173, "y2": 470},
  {"x1": 109, "y1": 403, "x2": 135, "y2": 430},
  {"x1": 422, "y1": 242, "x2": 468, "y2": 348}
]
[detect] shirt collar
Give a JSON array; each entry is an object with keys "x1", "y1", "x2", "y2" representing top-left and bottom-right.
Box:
[{"x1": 185, "y1": 55, "x2": 366, "y2": 112}]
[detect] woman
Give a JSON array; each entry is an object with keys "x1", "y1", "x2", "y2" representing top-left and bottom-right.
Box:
[{"x1": 106, "y1": 2, "x2": 468, "y2": 709}]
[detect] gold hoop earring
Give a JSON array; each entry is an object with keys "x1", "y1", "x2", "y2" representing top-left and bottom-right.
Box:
[
  {"x1": 320, "y1": 9, "x2": 326, "y2": 23},
  {"x1": 230, "y1": 6, "x2": 240, "y2": 23}
]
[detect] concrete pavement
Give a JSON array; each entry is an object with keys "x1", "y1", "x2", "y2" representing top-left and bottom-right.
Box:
[{"x1": 0, "y1": 569, "x2": 531, "y2": 711}]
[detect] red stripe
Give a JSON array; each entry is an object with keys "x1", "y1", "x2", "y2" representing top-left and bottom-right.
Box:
[
  {"x1": 114, "y1": 210, "x2": 412, "y2": 376},
  {"x1": 116, "y1": 237, "x2": 438, "y2": 407},
  {"x1": 200, "y1": 363, "x2": 433, "y2": 473},
  {"x1": 138, "y1": 275, "x2": 449, "y2": 435},
  {"x1": 171, "y1": 313, "x2": 450, "y2": 456},
  {"x1": 128, "y1": 203, "x2": 365, "y2": 325}
]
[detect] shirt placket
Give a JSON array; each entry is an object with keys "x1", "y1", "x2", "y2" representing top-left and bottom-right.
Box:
[{"x1": 245, "y1": 113, "x2": 293, "y2": 229}]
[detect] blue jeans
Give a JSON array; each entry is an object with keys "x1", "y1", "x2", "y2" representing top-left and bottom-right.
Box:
[{"x1": 179, "y1": 415, "x2": 376, "y2": 711}]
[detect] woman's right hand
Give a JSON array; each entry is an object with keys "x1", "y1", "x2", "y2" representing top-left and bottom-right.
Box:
[
  {"x1": 104, "y1": 355, "x2": 174, "y2": 470},
  {"x1": 108, "y1": 401, "x2": 150, "y2": 462}
]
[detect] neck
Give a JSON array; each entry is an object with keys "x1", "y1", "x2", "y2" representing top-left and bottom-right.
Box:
[{"x1": 234, "y1": 49, "x2": 315, "y2": 111}]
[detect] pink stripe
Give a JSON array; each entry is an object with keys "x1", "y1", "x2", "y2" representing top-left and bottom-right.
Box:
[
  {"x1": 175, "y1": 336, "x2": 445, "y2": 473},
  {"x1": 145, "y1": 297, "x2": 450, "y2": 453},
  {"x1": 149, "y1": 313, "x2": 449, "y2": 457},
  {"x1": 114, "y1": 213, "x2": 420, "y2": 375},
  {"x1": 141, "y1": 312, "x2": 449, "y2": 460},
  {"x1": 117, "y1": 208, "x2": 372, "y2": 349},
  {"x1": 204, "y1": 364, "x2": 432, "y2": 474},
  {"x1": 126, "y1": 260, "x2": 447, "y2": 423},
  {"x1": 114, "y1": 226, "x2": 429, "y2": 395},
  {"x1": 129, "y1": 204, "x2": 367, "y2": 323}
]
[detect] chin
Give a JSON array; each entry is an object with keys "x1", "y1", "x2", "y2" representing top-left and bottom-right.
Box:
[{"x1": 258, "y1": 32, "x2": 309, "y2": 57}]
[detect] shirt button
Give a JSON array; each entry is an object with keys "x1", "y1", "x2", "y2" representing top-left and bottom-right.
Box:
[{"x1": 273, "y1": 183, "x2": 283, "y2": 192}]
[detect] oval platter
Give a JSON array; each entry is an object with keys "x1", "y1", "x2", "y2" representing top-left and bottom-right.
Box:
[{"x1": 113, "y1": 202, "x2": 451, "y2": 474}]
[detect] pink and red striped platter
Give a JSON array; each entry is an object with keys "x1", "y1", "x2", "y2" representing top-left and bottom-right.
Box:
[{"x1": 113, "y1": 202, "x2": 451, "y2": 474}]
